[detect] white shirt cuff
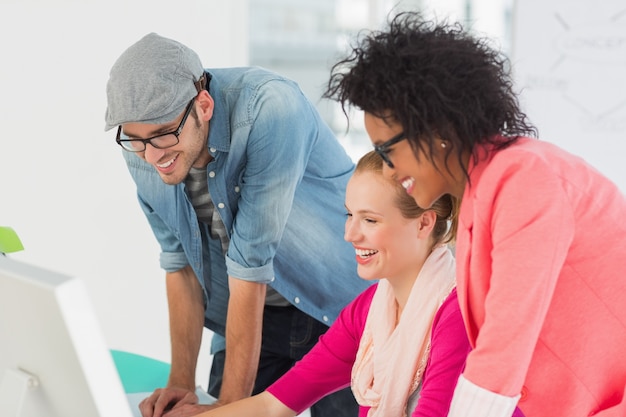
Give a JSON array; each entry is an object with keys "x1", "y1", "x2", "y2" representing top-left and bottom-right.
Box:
[{"x1": 448, "y1": 375, "x2": 520, "y2": 417}]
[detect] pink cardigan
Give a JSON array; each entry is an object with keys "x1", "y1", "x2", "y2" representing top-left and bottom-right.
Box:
[
  {"x1": 268, "y1": 286, "x2": 486, "y2": 416},
  {"x1": 456, "y1": 137, "x2": 626, "y2": 416}
]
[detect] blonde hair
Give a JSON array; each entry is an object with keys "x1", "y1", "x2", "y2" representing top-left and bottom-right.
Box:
[{"x1": 354, "y1": 151, "x2": 459, "y2": 246}]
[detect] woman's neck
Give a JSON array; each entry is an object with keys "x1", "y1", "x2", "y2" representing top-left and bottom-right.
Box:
[{"x1": 387, "y1": 253, "x2": 430, "y2": 315}]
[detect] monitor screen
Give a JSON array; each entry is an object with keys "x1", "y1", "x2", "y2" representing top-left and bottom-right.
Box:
[{"x1": 0, "y1": 254, "x2": 133, "y2": 417}]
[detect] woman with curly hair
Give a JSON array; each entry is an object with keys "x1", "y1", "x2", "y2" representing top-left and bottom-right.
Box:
[{"x1": 324, "y1": 11, "x2": 626, "y2": 417}]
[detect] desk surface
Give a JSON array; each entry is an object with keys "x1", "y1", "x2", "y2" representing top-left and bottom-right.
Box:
[{"x1": 127, "y1": 387, "x2": 216, "y2": 417}]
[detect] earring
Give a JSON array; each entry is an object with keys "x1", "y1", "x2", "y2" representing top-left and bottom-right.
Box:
[{"x1": 440, "y1": 141, "x2": 447, "y2": 148}]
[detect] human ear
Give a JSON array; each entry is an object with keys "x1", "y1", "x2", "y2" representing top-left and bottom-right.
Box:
[
  {"x1": 416, "y1": 210, "x2": 437, "y2": 239},
  {"x1": 195, "y1": 90, "x2": 214, "y2": 121}
]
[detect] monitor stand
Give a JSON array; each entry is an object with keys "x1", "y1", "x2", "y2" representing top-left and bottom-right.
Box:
[{"x1": 0, "y1": 368, "x2": 40, "y2": 417}]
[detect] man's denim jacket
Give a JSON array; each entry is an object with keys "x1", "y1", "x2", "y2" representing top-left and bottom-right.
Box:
[{"x1": 122, "y1": 67, "x2": 371, "y2": 334}]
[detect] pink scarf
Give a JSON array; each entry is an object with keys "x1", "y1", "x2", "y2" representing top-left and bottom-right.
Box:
[{"x1": 351, "y1": 245, "x2": 456, "y2": 417}]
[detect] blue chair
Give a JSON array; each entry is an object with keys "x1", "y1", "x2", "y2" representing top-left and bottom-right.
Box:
[{"x1": 110, "y1": 349, "x2": 171, "y2": 393}]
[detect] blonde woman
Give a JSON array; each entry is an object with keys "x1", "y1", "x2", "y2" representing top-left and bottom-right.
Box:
[{"x1": 175, "y1": 151, "x2": 524, "y2": 417}]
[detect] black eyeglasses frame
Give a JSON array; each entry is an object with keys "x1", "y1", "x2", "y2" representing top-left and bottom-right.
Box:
[
  {"x1": 373, "y1": 131, "x2": 406, "y2": 168},
  {"x1": 115, "y1": 98, "x2": 195, "y2": 152}
]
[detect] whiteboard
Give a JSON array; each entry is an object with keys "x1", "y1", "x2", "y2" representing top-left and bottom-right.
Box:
[{"x1": 511, "y1": 1, "x2": 626, "y2": 192}]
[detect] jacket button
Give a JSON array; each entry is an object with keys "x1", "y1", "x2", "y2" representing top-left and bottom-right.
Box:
[{"x1": 520, "y1": 386, "x2": 528, "y2": 402}]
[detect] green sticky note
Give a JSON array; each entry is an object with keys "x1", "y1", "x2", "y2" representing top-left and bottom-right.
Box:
[{"x1": 0, "y1": 226, "x2": 24, "y2": 254}]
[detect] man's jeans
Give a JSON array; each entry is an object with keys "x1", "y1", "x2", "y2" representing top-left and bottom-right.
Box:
[{"x1": 208, "y1": 304, "x2": 359, "y2": 417}]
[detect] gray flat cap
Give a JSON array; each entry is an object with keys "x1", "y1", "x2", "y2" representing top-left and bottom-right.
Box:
[{"x1": 104, "y1": 32, "x2": 204, "y2": 131}]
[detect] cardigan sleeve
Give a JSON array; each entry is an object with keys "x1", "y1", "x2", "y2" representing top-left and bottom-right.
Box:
[
  {"x1": 461, "y1": 144, "x2": 575, "y2": 397},
  {"x1": 417, "y1": 290, "x2": 526, "y2": 417},
  {"x1": 266, "y1": 284, "x2": 376, "y2": 414},
  {"x1": 448, "y1": 375, "x2": 521, "y2": 417},
  {"x1": 412, "y1": 288, "x2": 471, "y2": 417}
]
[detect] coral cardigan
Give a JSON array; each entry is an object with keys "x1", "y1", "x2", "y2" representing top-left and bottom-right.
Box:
[{"x1": 455, "y1": 137, "x2": 626, "y2": 416}]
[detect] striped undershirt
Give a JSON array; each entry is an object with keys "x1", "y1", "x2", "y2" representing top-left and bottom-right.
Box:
[
  {"x1": 185, "y1": 166, "x2": 290, "y2": 307},
  {"x1": 186, "y1": 167, "x2": 230, "y2": 254}
]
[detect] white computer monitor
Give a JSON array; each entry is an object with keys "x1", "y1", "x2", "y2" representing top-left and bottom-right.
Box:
[{"x1": 0, "y1": 254, "x2": 134, "y2": 417}]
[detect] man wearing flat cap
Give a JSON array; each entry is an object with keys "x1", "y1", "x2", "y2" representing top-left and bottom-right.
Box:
[{"x1": 105, "y1": 33, "x2": 369, "y2": 417}]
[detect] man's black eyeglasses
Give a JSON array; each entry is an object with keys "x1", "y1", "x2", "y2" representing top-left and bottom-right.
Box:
[
  {"x1": 116, "y1": 99, "x2": 195, "y2": 152},
  {"x1": 373, "y1": 131, "x2": 406, "y2": 168}
]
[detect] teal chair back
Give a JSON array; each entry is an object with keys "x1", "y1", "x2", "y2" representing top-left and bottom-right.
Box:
[{"x1": 110, "y1": 350, "x2": 171, "y2": 393}]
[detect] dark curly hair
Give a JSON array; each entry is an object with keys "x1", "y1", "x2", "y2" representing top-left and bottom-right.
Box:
[{"x1": 324, "y1": 11, "x2": 537, "y2": 177}]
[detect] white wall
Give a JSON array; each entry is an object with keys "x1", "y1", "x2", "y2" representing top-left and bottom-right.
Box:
[
  {"x1": 511, "y1": 0, "x2": 626, "y2": 192},
  {"x1": 0, "y1": 0, "x2": 248, "y2": 388}
]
